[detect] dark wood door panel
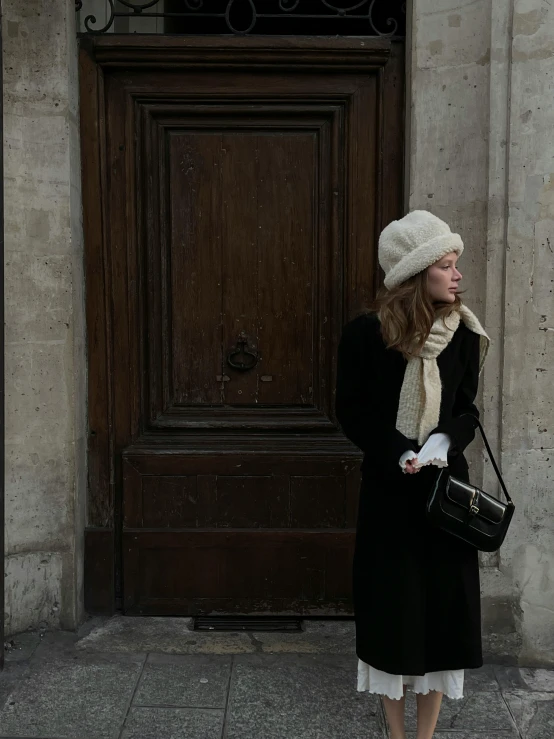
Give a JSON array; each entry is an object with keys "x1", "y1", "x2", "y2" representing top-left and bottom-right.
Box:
[
  {"x1": 135, "y1": 101, "x2": 343, "y2": 430},
  {"x1": 123, "y1": 530, "x2": 355, "y2": 616},
  {"x1": 168, "y1": 130, "x2": 317, "y2": 408},
  {"x1": 123, "y1": 452, "x2": 360, "y2": 530}
]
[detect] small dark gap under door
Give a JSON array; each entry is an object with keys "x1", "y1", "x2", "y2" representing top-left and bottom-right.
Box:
[{"x1": 193, "y1": 616, "x2": 303, "y2": 632}]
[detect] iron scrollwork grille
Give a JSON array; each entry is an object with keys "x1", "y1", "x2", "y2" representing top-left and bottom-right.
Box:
[{"x1": 76, "y1": 0, "x2": 406, "y2": 37}]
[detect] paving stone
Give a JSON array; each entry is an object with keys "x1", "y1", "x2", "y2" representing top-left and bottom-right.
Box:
[
  {"x1": 76, "y1": 615, "x2": 255, "y2": 655},
  {"x1": 32, "y1": 629, "x2": 82, "y2": 659},
  {"x1": 4, "y1": 632, "x2": 41, "y2": 662},
  {"x1": 495, "y1": 666, "x2": 554, "y2": 692},
  {"x1": 0, "y1": 626, "x2": 549, "y2": 739},
  {"x1": 0, "y1": 652, "x2": 144, "y2": 739},
  {"x1": 0, "y1": 661, "x2": 31, "y2": 714},
  {"x1": 404, "y1": 689, "x2": 517, "y2": 733},
  {"x1": 133, "y1": 654, "x2": 231, "y2": 708},
  {"x1": 464, "y1": 663, "x2": 502, "y2": 691},
  {"x1": 503, "y1": 691, "x2": 554, "y2": 738},
  {"x1": 225, "y1": 653, "x2": 385, "y2": 739},
  {"x1": 121, "y1": 707, "x2": 224, "y2": 739},
  {"x1": 252, "y1": 619, "x2": 356, "y2": 654}
]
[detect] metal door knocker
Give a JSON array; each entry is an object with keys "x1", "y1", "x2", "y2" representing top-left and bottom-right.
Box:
[{"x1": 226, "y1": 331, "x2": 258, "y2": 371}]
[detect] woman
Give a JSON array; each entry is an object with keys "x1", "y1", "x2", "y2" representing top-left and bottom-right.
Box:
[{"x1": 336, "y1": 210, "x2": 490, "y2": 739}]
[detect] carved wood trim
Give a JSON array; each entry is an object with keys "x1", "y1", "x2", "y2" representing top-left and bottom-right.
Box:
[{"x1": 82, "y1": 35, "x2": 392, "y2": 70}]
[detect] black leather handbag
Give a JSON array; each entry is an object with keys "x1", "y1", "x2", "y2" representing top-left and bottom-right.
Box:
[{"x1": 426, "y1": 413, "x2": 515, "y2": 552}]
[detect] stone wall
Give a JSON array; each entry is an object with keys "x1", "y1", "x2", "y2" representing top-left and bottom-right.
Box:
[
  {"x1": 410, "y1": 0, "x2": 554, "y2": 664},
  {"x1": 502, "y1": 0, "x2": 554, "y2": 664},
  {"x1": 3, "y1": 0, "x2": 85, "y2": 634}
]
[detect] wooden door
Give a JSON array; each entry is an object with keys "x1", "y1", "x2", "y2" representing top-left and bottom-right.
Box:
[{"x1": 81, "y1": 37, "x2": 404, "y2": 615}]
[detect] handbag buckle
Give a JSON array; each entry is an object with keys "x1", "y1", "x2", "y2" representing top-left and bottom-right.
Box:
[{"x1": 469, "y1": 490, "x2": 480, "y2": 516}]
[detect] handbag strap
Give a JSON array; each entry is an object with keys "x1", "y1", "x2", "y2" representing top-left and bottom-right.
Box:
[{"x1": 458, "y1": 413, "x2": 513, "y2": 505}]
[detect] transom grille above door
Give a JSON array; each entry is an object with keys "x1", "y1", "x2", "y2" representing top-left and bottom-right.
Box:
[{"x1": 76, "y1": 0, "x2": 406, "y2": 37}]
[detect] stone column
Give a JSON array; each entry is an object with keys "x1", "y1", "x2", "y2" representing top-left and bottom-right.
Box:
[
  {"x1": 3, "y1": 0, "x2": 85, "y2": 634},
  {"x1": 409, "y1": 0, "x2": 554, "y2": 663},
  {"x1": 501, "y1": 0, "x2": 554, "y2": 664}
]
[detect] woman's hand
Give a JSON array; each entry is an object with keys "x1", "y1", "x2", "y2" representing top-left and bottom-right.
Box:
[{"x1": 404, "y1": 458, "x2": 421, "y2": 474}]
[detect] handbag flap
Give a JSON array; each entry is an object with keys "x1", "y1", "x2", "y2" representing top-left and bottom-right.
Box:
[{"x1": 445, "y1": 477, "x2": 506, "y2": 524}]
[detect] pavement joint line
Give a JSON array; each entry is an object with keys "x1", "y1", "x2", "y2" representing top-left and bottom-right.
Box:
[
  {"x1": 221, "y1": 654, "x2": 235, "y2": 739},
  {"x1": 378, "y1": 696, "x2": 390, "y2": 738},
  {"x1": 116, "y1": 650, "x2": 148, "y2": 739},
  {"x1": 132, "y1": 704, "x2": 226, "y2": 710},
  {"x1": 445, "y1": 692, "x2": 472, "y2": 730},
  {"x1": 499, "y1": 690, "x2": 524, "y2": 739},
  {"x1": 491, "y1": 665, "x2": 505, "y2": 692}
]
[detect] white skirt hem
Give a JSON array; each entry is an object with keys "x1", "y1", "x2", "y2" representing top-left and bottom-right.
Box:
[
  {"x1": 357, "y1": 659, "x2": 465, "y2": 701},
  {"x1": 357, "y1": 685, "x2": 465, "y2": 701}
]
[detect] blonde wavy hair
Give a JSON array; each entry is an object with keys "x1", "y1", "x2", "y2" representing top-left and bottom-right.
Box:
[{"x1": 367, "y1": 270, "x2": 464, "y2": 361}]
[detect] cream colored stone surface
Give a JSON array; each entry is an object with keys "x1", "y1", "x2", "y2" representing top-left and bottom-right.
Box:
[
  {"x1": 501, "y1": 0, "x2": 554, "y2": 664},
  {"x1": 4, "y1": 552, "x2": 63, "y2": 634},
  {"x1": 3, "y1": 0, "x2": 85, "y2": 634},
  {"x1": 410, "y1": 0, "x2": 554, "y2": 663}
]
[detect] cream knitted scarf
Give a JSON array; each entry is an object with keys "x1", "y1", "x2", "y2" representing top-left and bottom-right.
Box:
[{"x1": 395, "y1": 305, "x2": 490, "y2": 445}]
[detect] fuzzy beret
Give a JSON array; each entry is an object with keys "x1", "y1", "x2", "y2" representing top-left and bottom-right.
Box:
[{"x1": 378, "y1": 210, "x2": 464, "y2": 289}]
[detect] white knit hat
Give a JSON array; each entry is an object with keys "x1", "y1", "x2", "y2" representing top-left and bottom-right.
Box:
[{"x1": 378, "y1": 210, "x2": 464, "y2": 289}]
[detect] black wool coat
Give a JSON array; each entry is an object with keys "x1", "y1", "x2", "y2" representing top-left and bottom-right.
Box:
[{"x1": 336, "y1": 311, "x2": 483, "y2": 675}]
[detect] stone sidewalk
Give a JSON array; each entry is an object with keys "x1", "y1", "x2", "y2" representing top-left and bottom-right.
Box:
[{"x1": 0, "y1": 616, "x2": 551, "y2": 738}]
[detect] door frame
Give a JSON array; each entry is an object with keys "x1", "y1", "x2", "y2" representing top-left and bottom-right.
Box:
[{"x1": 79, "y1": 35, "x2": 405, "y2": 614}]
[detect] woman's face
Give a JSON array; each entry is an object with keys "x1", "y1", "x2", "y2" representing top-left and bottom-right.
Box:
[{"x1": 426, "y1": 251, "x2": 462, "y2": 303}]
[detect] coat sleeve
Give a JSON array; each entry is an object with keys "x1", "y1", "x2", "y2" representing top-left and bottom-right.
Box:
[
  {"x1": 335, "y1": 319, "x2": 417, "y2": 467},
  {"x1": 429, "y1": 329, "x2": 480, "y2": 458}
]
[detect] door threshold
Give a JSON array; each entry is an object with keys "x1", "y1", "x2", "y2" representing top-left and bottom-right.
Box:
[{"x1": 192, "y1": 616, "x2": 303, "y2": 632}]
